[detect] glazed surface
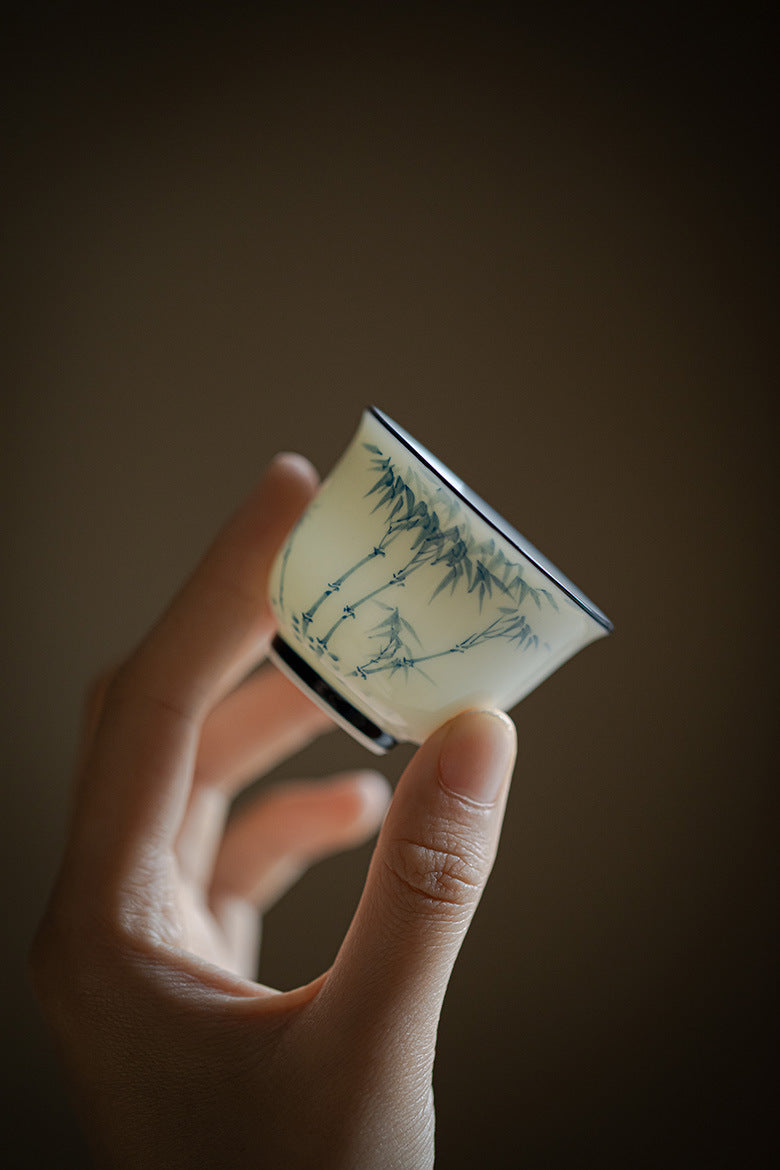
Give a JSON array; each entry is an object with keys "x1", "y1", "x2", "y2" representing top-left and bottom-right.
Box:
[{"x1": 269, "y1": 412, "x2": 605, "y2": 744}]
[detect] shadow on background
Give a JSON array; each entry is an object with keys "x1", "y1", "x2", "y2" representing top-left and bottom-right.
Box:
[{"x1": 2, "y1": 4, "x2": 775, "y2": 1166}]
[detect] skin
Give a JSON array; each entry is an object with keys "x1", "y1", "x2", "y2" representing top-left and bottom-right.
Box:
[{"x1": 30, "y1": 453, "x2": 518, "y2": 1169}]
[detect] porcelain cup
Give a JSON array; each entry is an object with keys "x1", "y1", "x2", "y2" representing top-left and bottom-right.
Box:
[{"x1": 268, "y1": 407, "x2": 612, "y2": 753}]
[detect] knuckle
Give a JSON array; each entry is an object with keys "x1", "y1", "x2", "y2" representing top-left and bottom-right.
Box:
[
  {"x1": 383, "y1": 829, "x2": 489, "y2": 914},
  {"x1": 199, "y1": 567, "x2": 263, "y2": 615},
  {"x1": 105, "y1": 660, "x2": 194, "y2": 728},
  {"x1": 103, "y1": 659, "x2": 142, "y2": 705},
  {"x1": 190, "y1": 565, "x2": 269, "y2": 637}
]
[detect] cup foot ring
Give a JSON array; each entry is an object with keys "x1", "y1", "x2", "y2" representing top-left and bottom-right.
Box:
[{"x1": 269, "y1": 634, "x2": 398, "y2": 754}]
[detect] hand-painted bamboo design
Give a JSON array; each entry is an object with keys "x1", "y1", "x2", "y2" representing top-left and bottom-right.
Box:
[
  {"x1": 282, "y1": 441, "x2": 559, "y2": 686},
  {"x1": 353, "y1": 606, "x2": 546, "y2": 682}
]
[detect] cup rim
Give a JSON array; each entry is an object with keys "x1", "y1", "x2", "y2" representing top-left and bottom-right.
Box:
[{"x1": 368, "y1": 406, "x2": 613, "y2": 632}]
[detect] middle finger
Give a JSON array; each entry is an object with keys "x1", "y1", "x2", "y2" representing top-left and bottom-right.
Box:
[
  {"x1": 175, "y1": 665, "x2": 331, "y2": 884},
  {"x1": 195, "y1": 665, "x2": 331, "y2": 797}
]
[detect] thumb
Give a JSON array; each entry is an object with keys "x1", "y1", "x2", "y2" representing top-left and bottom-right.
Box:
[{"x1": 319, "y1": 709, "x2": 517, "y2": 1059}]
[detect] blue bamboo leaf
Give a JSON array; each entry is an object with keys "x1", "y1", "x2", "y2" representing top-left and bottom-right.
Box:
[
  {"x1": 431, "y1": 568, "x2": 457, "y2": 600},
  {"x1": 366, "y1": 468, "x2": 394, "y2": 496},
  {"x1": 371, "y1": 488, "x2": 395, "y2": 513},
  {"x1": 468, "y1": 561, "x2": 487, "y2": 594},
  {"x1": 363, "y1": 443, "x2": 383, "y2": 453},
  {"x1": 463, "y1": 554, "x2": 474, "y2": 587},
  {"x1": 539, "y1": 588, "x2": 559, "y2": 610},
  {"x1": 489, "y1": 567, "x2": 510, "y2": 594},
  {"x1": 413, "y1": 663, "x2": 436, "y2": 684},
  {"x1": 372, "y1": 616, "x2": 396, "y2": 631},
  {"x1": 400, "y1": 616, "x2": 423, "y2": 646}
]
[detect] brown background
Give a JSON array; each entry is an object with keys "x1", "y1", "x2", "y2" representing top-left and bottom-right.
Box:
[{"x1": 2, "y1": 5, "x2": 776, "y2": 1167}]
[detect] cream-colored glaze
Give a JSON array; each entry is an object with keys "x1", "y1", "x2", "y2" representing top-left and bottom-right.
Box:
[{"x1": 269, "y1": 410, "x2": 608, "y2": 748}]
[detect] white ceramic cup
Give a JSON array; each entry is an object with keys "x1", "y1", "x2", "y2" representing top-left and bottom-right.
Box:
[{"x1": 268, "y1": 407, "x2": 612, "y2": 753}]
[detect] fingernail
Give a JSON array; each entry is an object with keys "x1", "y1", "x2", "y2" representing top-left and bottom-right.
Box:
[
  {"x1": 270, "y1": 452, "x2": 319, "y2": 487},
  {"x1": 354, "y1": 770, "x2": 392, "y2": 827},
  {"x1": 438, "y1": 710, "x2": 516, "y2": 805}
]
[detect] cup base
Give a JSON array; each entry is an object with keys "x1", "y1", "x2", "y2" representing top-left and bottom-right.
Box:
[{"x1": 268, "y1": 634, "x2": 398, "y2": 755}]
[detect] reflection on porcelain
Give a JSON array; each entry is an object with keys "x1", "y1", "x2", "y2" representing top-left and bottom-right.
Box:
[{"x1": 268, "y1": 408, "x2": 612, "y2": 753}]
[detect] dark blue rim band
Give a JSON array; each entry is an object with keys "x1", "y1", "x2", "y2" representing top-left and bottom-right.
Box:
[{"x1": 368, "y1": 406, "x2": 613, "y2": 633}]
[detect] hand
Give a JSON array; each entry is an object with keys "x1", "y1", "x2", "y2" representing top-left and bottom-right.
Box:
[{"x1": 30, "y1": 454, "x2": 517, "y2": 1169}]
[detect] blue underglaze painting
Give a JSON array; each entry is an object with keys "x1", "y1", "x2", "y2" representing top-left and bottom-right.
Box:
[{"x1": 274, "y1": 443, "x2": 557, "y2": 688}]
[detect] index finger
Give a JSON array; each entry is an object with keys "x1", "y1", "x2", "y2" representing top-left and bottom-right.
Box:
[{"x1": 70, "y1": 454, "x2": 319, "y2": 881}]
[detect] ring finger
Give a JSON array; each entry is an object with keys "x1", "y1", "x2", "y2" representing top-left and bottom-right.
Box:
[{"x1": 208, "y1": 769, "x2": 391, "y2": 914}]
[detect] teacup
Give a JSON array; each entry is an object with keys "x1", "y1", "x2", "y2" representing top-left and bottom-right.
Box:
[{"x1": 268, "y1": 407, "x2": 612, "y2": 753}]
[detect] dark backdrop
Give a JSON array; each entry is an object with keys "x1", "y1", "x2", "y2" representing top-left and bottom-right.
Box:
[{"x1": 2, "y1": 5, "x2": 776, "y2": 1166}]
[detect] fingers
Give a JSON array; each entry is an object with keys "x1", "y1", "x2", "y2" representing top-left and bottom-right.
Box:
[
  {"x1": 317, "y1": 709, "x2": 516, "y2": 1061},
  {"x1": 175, "y1": 666, "x2": 332, "y2": 886},
  {"x1": 71, "y1": 663, "x2": 120, "y2": 808},
  {"x1": 69, "y1": 454, "x2": 319, "y2": 885},
  {"x1": 193, "y1": 665, "x2": 331, "y2": 797},
  {"x1": 123, "y1": 452, "x2": 319, "y2": 720},
  {"x1": 210, "y1": 771, "x2": 391, "y2": 912}
]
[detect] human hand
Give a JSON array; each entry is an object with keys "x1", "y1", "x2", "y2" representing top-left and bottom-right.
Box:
[{"x1": 30, "y1": 454, "x2": 517, "y2": 1169}]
